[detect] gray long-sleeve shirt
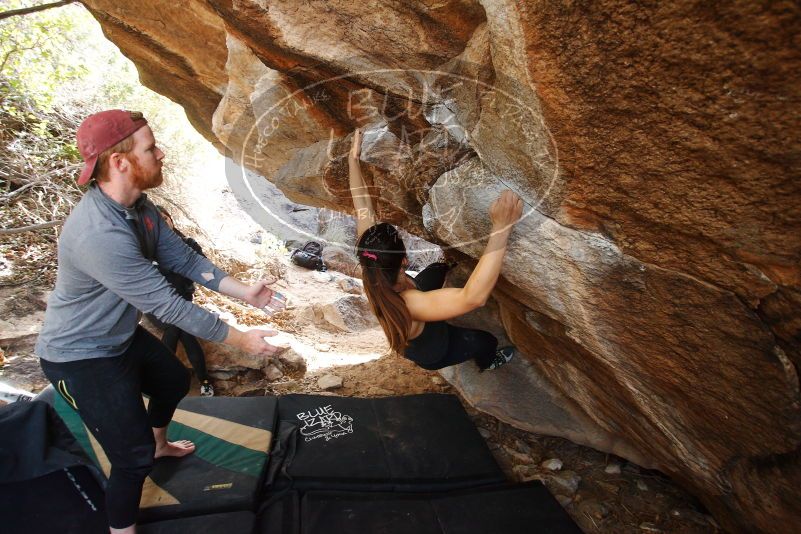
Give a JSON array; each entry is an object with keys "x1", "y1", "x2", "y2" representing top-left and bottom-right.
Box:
[{"x1": 35, "y1": 183, "x2": 230, "y2": 363}]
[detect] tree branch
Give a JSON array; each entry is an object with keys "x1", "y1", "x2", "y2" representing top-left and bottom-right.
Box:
[
  {"x1": 0, "y1": 47, "x2": 16, "y2": 73},
  {"x1": 0, "y1": 181, "x2": 38, "y2": 204},
  {"x1": 0, "y1": 43, "x2": 40, "y2": 73},
  {"x1": 0, "y1": 220, "x2": 62, "y2": 235},
  {"x1": 0, "y1": 0, "x2": 77, "y2": 21}
]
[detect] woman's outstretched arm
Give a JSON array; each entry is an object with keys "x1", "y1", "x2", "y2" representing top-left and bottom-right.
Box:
[
  {"x1": 348, "y1": 128, "x2": 376, "y2": 238},
  {"x1": 401, "y1": 190, "x2": 523, "y2": 322}
]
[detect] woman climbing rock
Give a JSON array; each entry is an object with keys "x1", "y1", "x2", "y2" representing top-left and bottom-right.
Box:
[{"x1": 349, "y1": 128, "x2": 523, "y2": 371}]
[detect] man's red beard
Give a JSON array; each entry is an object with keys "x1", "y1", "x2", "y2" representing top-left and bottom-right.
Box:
[{"x1": 129, "y1": 154, "x2": 163, "y2": 190}]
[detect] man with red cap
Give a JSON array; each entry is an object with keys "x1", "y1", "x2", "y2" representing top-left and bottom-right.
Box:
[{"x1": 35, "y1": 110, "x2": 284, "y2": 533}]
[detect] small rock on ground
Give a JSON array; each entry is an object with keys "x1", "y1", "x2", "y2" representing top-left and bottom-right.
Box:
[
  {"x1": 639, "y1": 522, "x2": 663, "y2": 533},
  {"x1": 605, "y1": 462, "x2": 622, "y2": 475},
  {"x1": 542, "y1": 458, "x2": 563, "y2": 471},
  {"x1": 549, "y1": 470, "x2": 581, "y2": 495},
  {"x1": 276, "y1": 348, "x2": 307, "y2": 373},
  {"x1": 578, "y1": 499, "x2": 610, "y2": 520},
  {"x1": 317, "y1": 374, "x2": 343, "y2": 390},
  {"x1": 264, "y1": 364, "x2": 283, "y2": 381},
  {"x1": 337, "y1": 278, "x2": 362, "y2": 294},
  {"x1": 556, "y1": 495, "x2": 573, "y2": 507},
  {"x1": 313, "y1": 271, "x2": 333, "y2": 282}
]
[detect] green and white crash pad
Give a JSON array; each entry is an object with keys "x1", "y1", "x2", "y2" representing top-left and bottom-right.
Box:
[{"x1": 46, "y1": 389, "x2": 278, "y2": 523}]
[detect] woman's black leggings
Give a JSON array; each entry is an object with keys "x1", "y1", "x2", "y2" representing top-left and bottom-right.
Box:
[
  {"x1": 405, "y1": 263, "x2": 498, "y2": 370},
  {"x1": 161, "y1": 325, "x2": 209, "y2": 382},
  {"x1": 40, "y1": 327, "x2": 190, "y2": 529}
]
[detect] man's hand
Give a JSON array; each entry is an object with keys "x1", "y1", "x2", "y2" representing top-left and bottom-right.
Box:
[
  {"x1": 225, "y1": 327, "x2": 282, "y2": 356},
  {"x1": 242, "y1": 280, "x2": 286, "y2": 313}
]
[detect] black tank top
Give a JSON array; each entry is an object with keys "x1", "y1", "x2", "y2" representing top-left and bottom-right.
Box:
[{"x1": 403, "y1": 271, "x2": 449, "y2": 368}]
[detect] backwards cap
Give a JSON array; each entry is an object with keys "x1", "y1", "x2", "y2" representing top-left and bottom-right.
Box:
[{"x1": 75, "y1": 109, "x2": 147, "y2": 185}]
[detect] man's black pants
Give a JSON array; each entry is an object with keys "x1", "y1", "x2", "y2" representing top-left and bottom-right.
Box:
[{"x1": 40, "y1": 327, "x2": 190, "y2": 529}]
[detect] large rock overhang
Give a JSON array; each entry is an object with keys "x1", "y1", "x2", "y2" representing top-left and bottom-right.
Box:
[{"x1": 81, "y1": 2, "x2": 801, "y2": 532}]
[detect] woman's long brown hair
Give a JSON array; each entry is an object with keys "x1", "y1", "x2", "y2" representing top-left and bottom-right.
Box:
[{"x1": 357, "y1": 223, "x2": 412, "y2": 352}]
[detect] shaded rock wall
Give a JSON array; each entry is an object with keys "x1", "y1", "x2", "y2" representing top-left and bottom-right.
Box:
[{"x1": 82, "y1": 1, "x2": 801, "y2": 531}]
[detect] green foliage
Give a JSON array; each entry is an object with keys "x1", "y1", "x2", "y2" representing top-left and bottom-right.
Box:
[
  {"x1": 0, "y1": 75, "x2": 85, "y2": 285},
  {"x1": 0, "y1": 1, "x2": 213, "y2": 194},
  {"x1": 0, "y1": 1, "x2": 89, "y2": 110},
  {"x1": 1, "y1": 1, "x2": 218, "y2": 285}
]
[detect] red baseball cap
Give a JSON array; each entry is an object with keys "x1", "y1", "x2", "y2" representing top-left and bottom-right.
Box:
[{"x1": 76, "y1": 109, "x2": 148, "y2": 185}]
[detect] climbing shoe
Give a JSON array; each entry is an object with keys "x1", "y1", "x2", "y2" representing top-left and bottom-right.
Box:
[
  {"x1": 486, "y1": 346, "x2": 516, "y2": 370},
  {"x1": 200, "y1": 381, "x2": 214, "y2": 397}
]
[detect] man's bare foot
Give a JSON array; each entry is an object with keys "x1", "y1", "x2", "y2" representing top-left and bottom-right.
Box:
[{"x1": 154, "y1": 439, "x2": 195, "y2": 459}]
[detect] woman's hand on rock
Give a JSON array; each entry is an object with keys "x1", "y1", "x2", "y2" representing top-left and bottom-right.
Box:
[{"x1": 490, "y1": 190, "x2": 523, "y2": 231}]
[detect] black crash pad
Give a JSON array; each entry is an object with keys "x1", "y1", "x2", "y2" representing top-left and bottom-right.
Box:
[
  {"x1": 256, "y1": 491, "x2": 300, "y2": 534},
  {"x1": 256, "y1": 482, "x2": 582, "y2": 534},
  {"x1": 267, "y1": 394, "x2": 505, "y2": 492},
  {"x1": 0, "y1": 399, "x2": 107, "y2": 534},
  {"x1": 138, "y1": 511, "x2": 255, "y2": 534}
]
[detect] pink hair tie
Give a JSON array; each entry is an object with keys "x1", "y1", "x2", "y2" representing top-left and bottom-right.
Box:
[{"x1": 361, "y1": 251, "x2": 378, "y2": 261}]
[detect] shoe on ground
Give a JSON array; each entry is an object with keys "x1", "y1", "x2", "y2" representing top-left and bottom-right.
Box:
[
  {"x1": 486, "y1": 346, "x2": 515, "y2": 370},
  {"x1": 200, "y1": 381, "x2": 214, "y2": 397}
]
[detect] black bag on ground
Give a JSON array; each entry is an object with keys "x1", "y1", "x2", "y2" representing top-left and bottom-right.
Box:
[
  {"x1": 1, "y1": 465, "x2": 108, "y2": 534},
  {"x1": 0, "y1": 400, "x2": 107, "y2": 534},
  {"x1": 300, "y1": 241, "x2": 323, "y2": 256},
  {"x1": 290, "y1": 241, "x2": 325, "y2": 271}
]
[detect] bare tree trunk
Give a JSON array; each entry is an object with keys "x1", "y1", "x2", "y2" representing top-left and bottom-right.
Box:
[{"x1": 0, "y1": 0, "x2": 77, "y2": 22}]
